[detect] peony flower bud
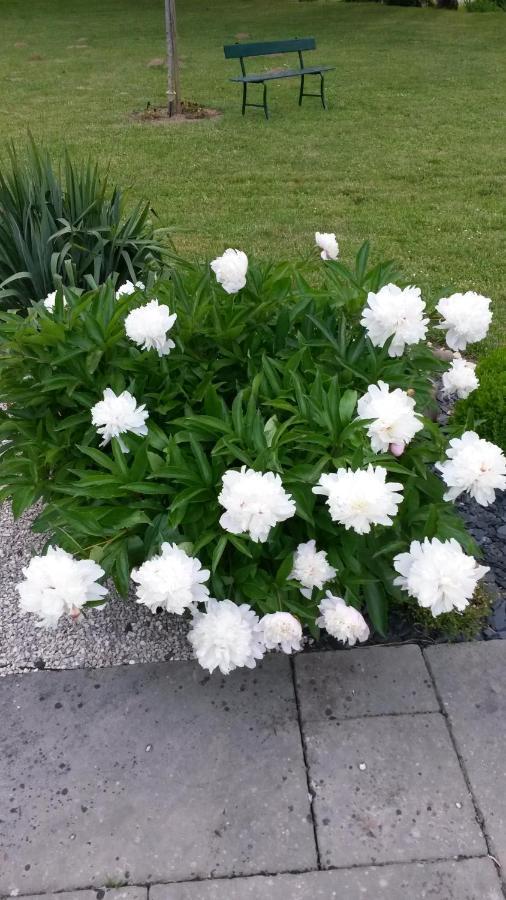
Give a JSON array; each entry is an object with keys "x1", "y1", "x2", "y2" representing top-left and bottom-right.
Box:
[{"x1": 389, "y1": 442, "x2": 405, "y2": 457}]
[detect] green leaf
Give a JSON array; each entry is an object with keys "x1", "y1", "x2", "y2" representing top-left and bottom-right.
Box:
[
  {"x1": 192, "y1": 529, "x2": 219, "y2": 554},
  {"x1": 111, "y1": 439, "x2": 128, "y2": 475},
  {"x1": 169, "y1": 485, "x2": 210, "y2": 511},
  {"x1": 189, "y1": 434, "x2": 213, "y2": 485},
  {"x1": 123, "y1": 482, "x2": 173, "y2": 494},
  {"x1": 77, "y1": 444, "x2": 117, "y2": 473},
  {"x1": 288, "y1": 484, "x2": 315, "y2": 525},
  {"x1": 423, "y1": 503, "x2": 439, "y2": 539},
  {"x1": 364, "y1": 582, "x2": 388, "y2": 636},
  {"x1": 114, "y1": 543, "x2": 131, "y2": 597},
  {"x1": 212, "y1": 535, "x2": 228, "y2": 572},
  {"x1": 231, "y1": 391, "x2": 244, "y2": 439},
  {"x1": 355, "y1": 240, "x2": 370, "y2": 282},
  {"x1": 227, "y1": 534, "x2": 253, "y2": 558},
  {"x1": 147, "y1": 451, "x2": 164, "y2": 473},
  {"x1": 171, "y1": 415, "x2": 230, "y2": 437},
  {"x1": 11, "y1": 484, "x2": 39, "y2": 518},
  {"x1": 339, "y1": 389, "x2": 358, "y2": 425},
  {"x1": 275, "y1": 552, "x2": 294, "y2": 586}
]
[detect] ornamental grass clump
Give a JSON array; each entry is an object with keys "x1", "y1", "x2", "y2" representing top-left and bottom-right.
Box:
[
  {"x1": 0, "y1": 140, "x2": 169, "y2": 310},
  {"x1": 1, "y1": 237, "x2": 504, "y2": 674}
]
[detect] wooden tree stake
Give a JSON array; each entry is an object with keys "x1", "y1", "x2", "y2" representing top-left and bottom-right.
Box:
[{"x1": 164, "y1": 0, "x2": 181, "y2": 116}]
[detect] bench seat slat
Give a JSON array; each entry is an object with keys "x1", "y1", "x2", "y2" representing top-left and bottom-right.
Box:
[
  {"x1": 230, "y1": 65, "x2": 335, "y2": 83},
  {"x1": 223, "y1": 38, "x2": 316, "y2": 58}
]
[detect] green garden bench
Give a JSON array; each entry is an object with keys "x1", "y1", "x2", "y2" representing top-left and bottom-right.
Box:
[{"x1": 223, "y1": 38, "x2": 334, "y2": 120}]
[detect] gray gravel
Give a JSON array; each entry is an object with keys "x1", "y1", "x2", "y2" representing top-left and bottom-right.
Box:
[{"x1": 0, "y1": 502, "x2": 193, "y2": 676}]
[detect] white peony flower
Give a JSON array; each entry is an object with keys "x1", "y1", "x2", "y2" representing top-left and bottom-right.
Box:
[
  {"x1": 188, "y1": 599, "x2": 265, "y2": 674},
  {"x1": 436, "y1": 292, "x2": 492, "y2": 351},
  {"x1": 91, "y1": 387, "x2": 149, "y2": 452},
  {"x1": 125, "y1": 299, "x2": 177, "y2": 357},
  {"x1": 210, "y1": 249, "x2": 248, "y2": 294},
  {"x1": 257, "y1": 612, "x2": 303, "y2": 654},
  {"x1": 218, "y1": 466, "x2": 296, "y2": 543},
  {"x1": 315, "y1": 232, "x2": 339, "y2": 261},
  {"x1": 393, "y1": 537, "x2": 489, "y2": 616},
  {"x1": 115, "y1": 279, "x2": 145, "y2": 299},
  {"x1": 16, "y1": 546, "x2": 108, "y2": 628},
  {"x1": 131, "y1": 542, "x2": 210, "y2": 614},
  {"x1": 313, "y1": 465, "x2": 403, "y2": 534},
  {"x1": 317, "y1": 592, "x2": 370, "y2": 645},
  {"x1": 357, "y1": 381, "x2": 423, "y2": 453},
  {"x1": 361, "y1": 284, "x2": 429, "y2": 357},
  {"x1": 441, "y1": 356, "x2": 479, "y2": 399},
  {"x1": 289, "y1": 540, "x2": 336, "y2": 598},
  {"x1": 43, "y1": 290, "x2": 66, "y2": 312},
  {"x1": 436, "y1": 431, "x2": 506, "y2": 507}
]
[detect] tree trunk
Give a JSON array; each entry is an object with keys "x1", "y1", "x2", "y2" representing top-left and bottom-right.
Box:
[{"x1": 164, "y1": 0, "x2": 181, "y2": 116}]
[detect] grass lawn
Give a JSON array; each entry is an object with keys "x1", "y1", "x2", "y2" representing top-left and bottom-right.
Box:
[{"x1": 1, "y1": 0, "x2": 505, "y2": 345}]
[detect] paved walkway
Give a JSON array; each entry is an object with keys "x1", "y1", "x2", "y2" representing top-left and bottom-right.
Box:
[{"x1": 1, "y1": 642, "x2": 505, "y2": 899}]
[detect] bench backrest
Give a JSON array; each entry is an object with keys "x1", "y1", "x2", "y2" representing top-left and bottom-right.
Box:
[{"x1": 223, "y1": 38, "x2": 316, "y2": 60}]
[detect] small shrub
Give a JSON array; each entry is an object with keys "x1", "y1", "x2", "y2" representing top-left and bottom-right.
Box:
[
  {"x1": 464, "y1": 0, "x2": 505, "y2": 10},
  {"x1": 383, "y1": 0, "x2": 422, "y2": 6},
  {"x1": 453, "y1": 347, "x2": 506, "y2": 451},
  {"x1": 0, "y1": 139, "x2": 171, "y2": 310},
  {"x1": 403, "y1": 585, "x2": 492, "y2": 640},
  {"x1": 1, "y1": 241, "x2": 501, "y2": 674}
]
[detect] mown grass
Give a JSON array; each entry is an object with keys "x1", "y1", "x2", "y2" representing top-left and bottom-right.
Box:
[{"x1": 1, "y1": 0, "x2": 505, "y2": 344}]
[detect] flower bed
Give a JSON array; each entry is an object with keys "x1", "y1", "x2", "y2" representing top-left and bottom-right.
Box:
[{"x1": 1, "y1": 238, "x2": 504, "y2": 674}]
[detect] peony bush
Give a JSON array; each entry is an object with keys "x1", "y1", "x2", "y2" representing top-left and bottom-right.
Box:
[{"x1": 1, "y1": 237, "x2": 504, "y2": 674}]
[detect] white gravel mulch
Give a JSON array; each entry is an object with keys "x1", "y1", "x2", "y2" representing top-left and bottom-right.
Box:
[{"x1": 0, "y1": 502, "x2": 193, "y2": 676}]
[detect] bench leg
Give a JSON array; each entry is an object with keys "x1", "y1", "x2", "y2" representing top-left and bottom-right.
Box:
[
  {"x1": 298, "y1": 74, "x2": 304, "y2": 107},
  {"x1": 240, "y1": 81, "x2": 268, "y2": 118},
  {"x1": 320, "y1": 73, "x2": 327, "y2": 110},
  {"x1": 298, "y1": 72, "x2": 328, "y2": 110}
]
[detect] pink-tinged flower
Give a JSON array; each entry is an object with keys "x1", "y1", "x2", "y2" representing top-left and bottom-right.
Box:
[
  {"x1": 16, "y1": 546, "x2": 108, "y2": 628},
  {"x1": 357, "y1": 381, "x2": 423, "y2": 453}
]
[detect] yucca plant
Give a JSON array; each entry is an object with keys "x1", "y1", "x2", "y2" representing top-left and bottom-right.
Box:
[{"x1": 0, "y1": 138, "x2": 171, "y2": 310}]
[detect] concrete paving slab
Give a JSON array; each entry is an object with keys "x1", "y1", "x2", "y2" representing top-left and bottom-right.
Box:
[
  {"x1": 150, "y1": 857, "x2": 503, "y2": 899},
  {"x1": 302, "y1": 712, "x2": 486, "y2": 867},
  {"x1": 294, "y1": 646, "x2": 438, "y2": 721},
  {"x1": 0, "y1": 658, "x2": 316, "y2": 894},
  {"x1": 425, "y1": 641, "x2": 506, "y2": 873}
]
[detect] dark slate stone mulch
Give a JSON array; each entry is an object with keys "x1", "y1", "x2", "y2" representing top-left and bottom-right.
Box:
[
  {"x1": 437, "y1": 384, "x2": 506, "y2": 641},
  {"x1": 456, "y1": 495, "x2": 506, "y2": 640}
]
